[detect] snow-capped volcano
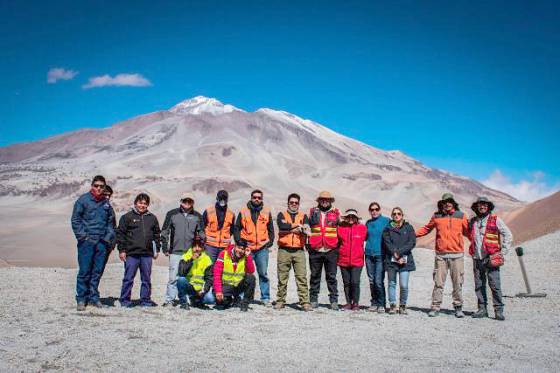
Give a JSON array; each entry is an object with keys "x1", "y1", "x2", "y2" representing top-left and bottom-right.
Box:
[{"x1": 169, "y1": 96, "x2": 242, "y2": 115}]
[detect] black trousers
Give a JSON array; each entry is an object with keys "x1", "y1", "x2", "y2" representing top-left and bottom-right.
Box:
[
  {"x1": 218, "y1": 274, "x2": 256, "y2": 305},
  {"x1": 340, "y1": 266, "x2": 363, "y2": 304},
  {"x1": 308, "y1": 249, "x2": 338, "y2": 303},
  {"x1": 473, "y1": 259, "x2": 504, "y2": 310}
]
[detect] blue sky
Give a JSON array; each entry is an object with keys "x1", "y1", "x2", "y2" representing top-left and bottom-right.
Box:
[{"x1": 1, "y1": 0, "x2": 559, "y2": 201}]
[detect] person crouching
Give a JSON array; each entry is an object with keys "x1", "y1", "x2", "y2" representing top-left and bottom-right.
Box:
[
  {"x1": 177, "y1": 236, "x2": 215, "y2": 310},
  {"x1": 213, "y1": 240, "x2": 256, "y2": 311}
]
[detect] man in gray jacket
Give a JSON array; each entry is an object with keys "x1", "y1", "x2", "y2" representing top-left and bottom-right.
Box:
[
  {"x1": 161, "y1": 193, "x2": 205, "y2": 306},
  {"x1": 468, "y1": 196, "x2": 513, "y2": 321}
]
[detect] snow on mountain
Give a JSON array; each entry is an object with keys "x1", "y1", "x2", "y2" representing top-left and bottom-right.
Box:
[{"x1": 169, "y1": 96, "x2": 242, "y2": 115}]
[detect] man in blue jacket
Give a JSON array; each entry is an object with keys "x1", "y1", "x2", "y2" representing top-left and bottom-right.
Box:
[
  {"x1": 365, "y1": 202, "x2": 390, "y2": 313},
  {"x1": 71, "y1": 175, "x2": 116, "y2": 311}
]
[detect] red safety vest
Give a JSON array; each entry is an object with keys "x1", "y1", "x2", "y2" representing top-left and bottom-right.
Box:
[
  {"x1": 469, "y1": 214, "x2": 501, "y2": 256},
  {"x1": 308, "y1": 207, "x2": 340, "y2": 250}
]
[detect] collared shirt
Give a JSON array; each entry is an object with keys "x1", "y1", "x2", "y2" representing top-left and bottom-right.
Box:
[{"x1": 472, "y1": 215, "x2": 513, "y2": 259}]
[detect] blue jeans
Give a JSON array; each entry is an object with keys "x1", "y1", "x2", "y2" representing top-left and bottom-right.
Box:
[
  {"x1": 251, "y1": 248, "x2": 270, "y2": 301},
  {"x1": 387, "y1": 269, "x2": 410, "y2": 305},
  {"x1": 204, "y1": 244, "x2": 223, "y2": 263},
  {"x1": 177, "y1": 277, "x2": 216, "y2": 304},
  {"x1": 120, "y1": 255, "x2": 153, "y2": 305},
  {"x1": 365, "y1": 255, "x2": 386, "y2": 307},
  {"x1": 76, "y1": 239, "x2": 107, "y2": 303}
]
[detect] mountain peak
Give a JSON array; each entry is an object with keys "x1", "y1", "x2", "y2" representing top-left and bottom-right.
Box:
[{"x1": 169, "y1": 96, "x2": 243, "y2": 115}]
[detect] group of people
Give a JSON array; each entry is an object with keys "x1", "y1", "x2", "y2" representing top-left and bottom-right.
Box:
[{"x1": 71, "y1": 175, "x2": 513, "y2": 320}]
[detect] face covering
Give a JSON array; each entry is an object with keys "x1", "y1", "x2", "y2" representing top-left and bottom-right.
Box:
[{"x1": 218, "y1": 200, "x2": 227, "y2": 207}]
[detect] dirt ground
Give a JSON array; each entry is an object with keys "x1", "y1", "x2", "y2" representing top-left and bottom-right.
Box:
[{"x1": 1, "y1": 232, "x2": 559, "y2": 372}]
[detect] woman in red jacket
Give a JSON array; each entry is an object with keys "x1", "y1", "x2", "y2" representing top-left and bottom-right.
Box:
[{"x1": 337, "y1": 209, "x2": 367, "y2": 311}]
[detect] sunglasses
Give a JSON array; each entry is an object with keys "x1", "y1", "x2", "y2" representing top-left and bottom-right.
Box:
[
  {"x1": 370, "y1": 207, "x2": 380, "y2": 212},
  {"x1": 392, "y1": 212, "x2": 403, "y2": 216},
  {"x1": 92, "y1": 183, "x2": 105, "y2": 189},
  {"x1": 288, "y1": 201, "x2": 299, "y2": 205}
]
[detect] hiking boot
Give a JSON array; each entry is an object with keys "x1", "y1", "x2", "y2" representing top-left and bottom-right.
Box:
[
  {"x1": 179, "y1": 302, "x2": 190, "y2": 310},
  {"x1": 399, "y1": 305, "x2": 408, "y2": 315},
  {"x1": 428, "y1": 308, "x2": 439, "y2": 317},
  {"x1": 351, "y1": 304, "x2": 360, "y2": 311},
  {"x1": 76, "y1": 302, "x2": 86, "y2": 312},
  {"x1": 310, "y1": 301, "x2": 319, "y2": 309},
  {"x1": 274, "y1": 302, "x2": 285, "y2": 310},
  {"x1": 472, "y1": 306, "x2": 488, "y2": 318},
  {"x1": 342, "y1": 303, "x2": 352, "y2": 311},
  {"x1": 302, "y1": 303, "x2": 313, "y2": 312},
  {"x1": 388, "y1": 304, "x2": 398, "y2": 315},
  {"x1": 240, "y1": 303, "x2": 249, "y2": 312},
  {"x1": 495, "y1": 309, "x2": 505, "y2": 321},
  {"x1": 454, "y1": 306, "x2": 465, "y2": 318},
  {"x1": 140, "y1": 300, "x2": 157, "y2": 307},
  {"x1": 120, "y1": 301, "x2": 133, "y2": 308},
  {"x1": 330, "y1": 302, "x2": 339, "y2": 311}
]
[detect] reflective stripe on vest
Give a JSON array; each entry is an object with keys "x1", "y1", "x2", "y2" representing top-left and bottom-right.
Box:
[
  {"x1": 222, "y1": 250, "x2": 246, "y2": 287},
  {"x1": 278, "y1": 211, "x2": 305, "y2": 248},
  {"x1": 469, "y1": 214, "x2": 501, "y2": 256},
  {"x1": 204, "y1": 206, "x2": 234, "y2": 248},
  {"x1": 240, "y1": 206, "x2": 270, "y2": 251},
  {"x1": 181, "y1": 249, "x2": 213, "y2": 291},
  {"x1": 308, "y1": 208, "x2": 340, "y2": 249}
]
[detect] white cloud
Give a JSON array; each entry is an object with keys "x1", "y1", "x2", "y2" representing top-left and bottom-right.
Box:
[
  {"x1": 482, "y1": 170, "x2": 560, "y2": 202},
  {"x1": 82, "y1": 73, "x2": 152, "y2": 89},
  {"x1": 47, "y1": 68, "x2": 78, "y2": 83}
]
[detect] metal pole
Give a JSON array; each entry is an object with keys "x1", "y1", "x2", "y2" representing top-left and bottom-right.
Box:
[{"x1": 515, "y1": 247, "x2": 546, "y2": 298}]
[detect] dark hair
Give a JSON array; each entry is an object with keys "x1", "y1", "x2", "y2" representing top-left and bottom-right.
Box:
[
  {"x1": 134, "y1": 193, "x2": 150, "y2": 205},
  {"x1": 368, "y1": 202, "x2": 380, "y2": 211},
  {"x1": 91, "y1": 175, "x2": 106, "y2": 185},
  {"x1": 104, "y1": 185, "x2": 113, "y2": 195},
  {"x1": 287, "y1": 193, "x2": 300, "y2": 202},
  {"x1": 251, "y1": 189, "x2": 263, "y2": 197}
]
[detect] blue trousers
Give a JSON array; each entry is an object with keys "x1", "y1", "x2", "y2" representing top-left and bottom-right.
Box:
[
  {"x1": 387, "y1": 269, "x2": 410, "y2": 305},
  {"x1": 76, "y1": 239, "x2": 107, "y2": 304},
  {"x1": 365, "y1": 255, "x2": 386, "y2": 307},
  {"x1": 177, "y1": 277, "x2": 216, "y2": 304},
  {"x1": 204, "y1": 244, "x2": 224, "y2": 263},
  {"x1": 251, "y1": 248, "x2": 270, "y2": 301},
  {"x1": 120, "y1": 255, "x2": 153, "y2": 305}
]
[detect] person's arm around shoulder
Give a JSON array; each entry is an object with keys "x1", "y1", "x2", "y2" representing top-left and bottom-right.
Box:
[{"x1": 416, "y1": 215, "x2": 436, "y2": 237}]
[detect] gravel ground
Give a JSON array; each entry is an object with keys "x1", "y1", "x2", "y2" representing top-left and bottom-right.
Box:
[{"x1": 1, "y1": 232, "x2": 559, "y2": 372}]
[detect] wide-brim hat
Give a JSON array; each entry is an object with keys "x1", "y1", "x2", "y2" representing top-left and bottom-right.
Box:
[
  {"x1": 316, "y1": 190, "x2": 335, "y2": 202},
  {"x1": 471, "y1": 196, "x2": 495, "y2": 212},
  {"x1": 439, "y1": 192, "x2": 455, "y2": 203},
  {"x1": 342, "y1": 209, "x2": 359, "y2": 218}
]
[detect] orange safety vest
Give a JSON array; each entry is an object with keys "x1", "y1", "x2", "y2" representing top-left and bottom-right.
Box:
[
  {"x1": 278, "y1": 211, "x2": 305, "y2": 249},
  {"x1": 308, "y1": 207, "x2": 340, "y2": 250},
  {"x1": 240, "y1": 206, "x2": 270, "y2": 251},
  {"x1": 204, "y1": 206, "x2": 234, "y2": 248}
]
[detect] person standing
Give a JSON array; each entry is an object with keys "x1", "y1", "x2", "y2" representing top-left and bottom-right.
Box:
[
  {"x1": 202, "y1": 190, "x2": 235, "y2": 262},
  {"x1": 416, "y1": 193, "x2": 469, "y2": 318},
  {"x1": 71, "y1": 175, "x2": 116, "y2": 311},
  {"x1": 275, "y1": 193, "x2": 312, "y2": 311},
  {"x1": 161, "y1": 193, "x2": 206, "y2": 306},
  {"x1": 337, "y1": 209, "x2": 367, "y2": 311},
  {"x1": 117, "y1": 193, "x2": 161, "y2": 307},
  {"x1": 213, "y1": 241, "x2": 256, "y2": 311},
  {"x1": 364, "y1": 202, "x2": 390, "y2": 313},
  {"x1": 469, "y1": 196, "x2": 513, "y2": 321},
  {"x1": 176, "y1": 236, "x2": 215, "y2": 310},
  {"x1": 382, "y1": 207, "x2": 416, "y2": 315},
  {"x1": 307, "y1": 191, "x2": 341, "y2": 310},
  {"x1": 234, "y1": 189, "x2": 274, "y2": 306}
]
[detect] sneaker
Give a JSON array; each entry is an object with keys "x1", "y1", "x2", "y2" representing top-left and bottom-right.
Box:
[
  {"x1": 162, "y1": 301, "x2": 174, "y2": 307},
  {"x1": 377, "y1": 306, "x2": 386, "y2": 314},
  {"x1": 261, "y1": 300, "x2": 272, "y2": 307},
  {"x1": 388, "y1": 304, "x2": 397, "y2": 315},
  {"x1": 428, "y1": 308, "x2": 439, "y2": 317},
  {"x1": 76, "y1": 302, "x2": 86, "y2": 312},
  {"x1": 140, "y1": 301, "x2": 158, "y2": 307},
  {"x1": 240, "y1": 303, "x2": 249, "y2": 312},
  {"x1": 302, "y1": 303, "x2": 313, "y2": 312},
  {"x1": 330, "y1": 302, "x2": 339, "y2": 311},
  {"x1": 368, "y1": 306, "x2": 377, "y2": 312},
  {"x1": 310, "y1": 301, "x2": 319, "y2": 309},
  {"x1": 351, "y1": 304, "x2": 360, "y2": 311},
  {"x1": 273, "y1": 302, "x2": 285, "y2": 310},
  {"x1": 90, "y1": 301, "x2": 104, "y2": 309},
  {"x1": 342, "y1": 303, "x2": 352, "y2": 311},
  {"x1": 472, "y1": 307, "x2": 488, "y2": 318},
  {"x1": 495, "y1": 309, "x2": 505, "y2": 321},
  {"x1": 179, "y1": 302, "x2": 190, "y2": 310},
  {"x1": 399, "y1": 305, "x2": 408, "y2": 315},
  {"x1": 454, "y1": 306, "x2": 465, "y2": 318},
  {"x1": 120, "y1": 301, "x2": 133, "y2": 308}
]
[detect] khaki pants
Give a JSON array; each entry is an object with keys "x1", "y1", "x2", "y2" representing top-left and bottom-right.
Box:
[
  {"x1": 276, "y1": 247, "x2": 309, "y2": 304},
  {"x1": 431, "y1": 255, "x2": 464, "y2": 309}
]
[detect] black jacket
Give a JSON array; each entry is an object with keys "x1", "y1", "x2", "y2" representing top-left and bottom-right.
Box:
[
  {"x1": 117, "y1": 209, "x2": 161, "y2": 256},
  {"x1": 382, "y1": 221, "x2": 416, "y2": 272}
]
